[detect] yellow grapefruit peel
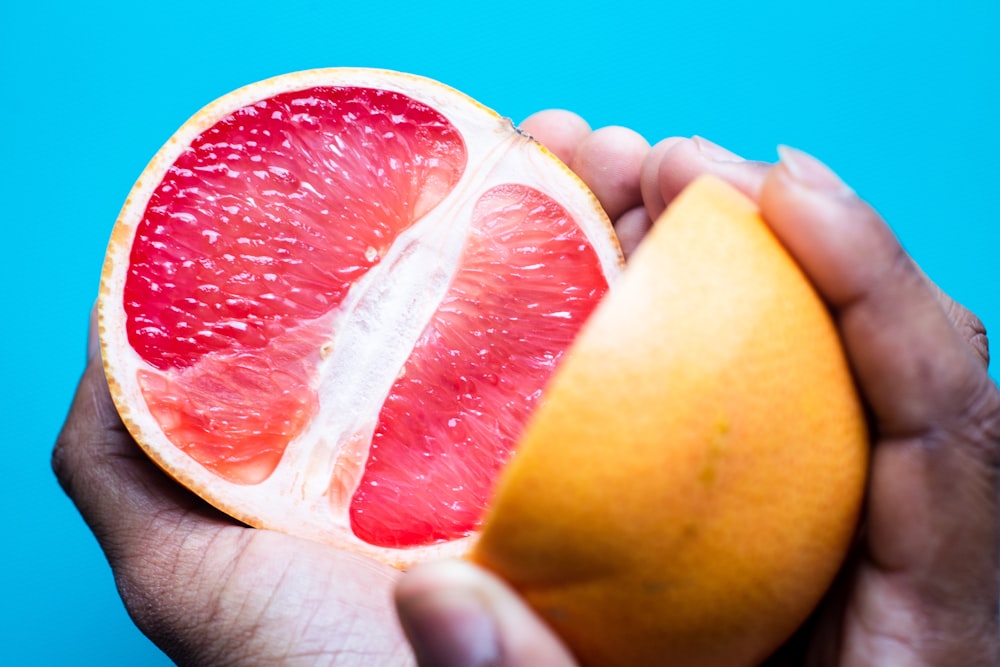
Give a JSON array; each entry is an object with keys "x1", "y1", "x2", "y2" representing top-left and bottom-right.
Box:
[{"x1": 472, "y1": 175, "x2": 868, "y2": 667}]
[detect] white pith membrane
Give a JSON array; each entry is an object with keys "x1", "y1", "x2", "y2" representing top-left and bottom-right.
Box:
[{"x1": 99, "y1": 68, "x2": 623, "y2": 568}]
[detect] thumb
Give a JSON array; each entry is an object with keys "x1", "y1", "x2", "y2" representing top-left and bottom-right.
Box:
[{"x1": 395, "y1": 560, "x2": 578, "y2": 667}]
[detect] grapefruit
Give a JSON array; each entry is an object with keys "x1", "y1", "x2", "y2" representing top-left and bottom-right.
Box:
[
  {"x1": 98, "y1": 68, "x2": 623, "y2": 567},
  {"x1": 472, "y1": 175, "x2": 869, "y2": 666},
  {"x1": 99, "y1": 68, "x2": 868, "y2": 666}
]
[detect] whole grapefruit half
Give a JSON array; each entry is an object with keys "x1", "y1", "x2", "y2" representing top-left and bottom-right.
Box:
[{"x1": 98, "y1": 68, "x2": 623, "y2": 567}]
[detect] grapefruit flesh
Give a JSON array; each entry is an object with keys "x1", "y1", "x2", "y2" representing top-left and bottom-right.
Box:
[
  {"x1": 354, "y1": 184, "x2": 610, "y2": 547},
  {"x1": 100, "y1": 69, "x2": 622, "y2": 564}
]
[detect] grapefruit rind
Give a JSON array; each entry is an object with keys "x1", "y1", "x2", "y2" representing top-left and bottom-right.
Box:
[
  {"x1": 98, "y1": 68, "x2": 623, "y2": 568},
  {"x1": 472, "y1": 175, "x2": 868, "y2": 666}
]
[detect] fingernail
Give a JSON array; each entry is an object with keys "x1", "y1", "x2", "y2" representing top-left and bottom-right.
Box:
[
  {"x1": 399, "y1": 589, "x2": 500, "y2": 667},
  {"x1": 777, "y1": 145, "x2": 853, "y2": 195},
  {"x1": 692, "y1": 136, "x2": 744, "y2": 163}
]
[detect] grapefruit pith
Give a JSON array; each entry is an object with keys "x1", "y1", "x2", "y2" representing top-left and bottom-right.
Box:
[
  {"x1": 472, "y1": 175, "x2": 869, "y2": 667},
  {"x1": 98, "y1": 68, "x2": 623, "y2": 567}
]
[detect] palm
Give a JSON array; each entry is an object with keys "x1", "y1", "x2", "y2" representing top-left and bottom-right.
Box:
[
  {"x1": 56, "y1": 363, "x2": 413, "y2": 666},
  {"x1": 163, "y1": 527, "x2": 409, "y2": 665}
]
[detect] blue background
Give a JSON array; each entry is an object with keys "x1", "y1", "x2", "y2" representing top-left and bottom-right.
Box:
[{"x1": 2, "y1": 1, "x2": 997, "y2": 663}]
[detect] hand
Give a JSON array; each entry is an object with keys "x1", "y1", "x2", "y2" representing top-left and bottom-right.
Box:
[
  {"x1": 394, "y1": 112, "x2": 1000, "y2": 666},
  {"x1": 53, "y1": 314, "x2": 416, "y2": 664}
]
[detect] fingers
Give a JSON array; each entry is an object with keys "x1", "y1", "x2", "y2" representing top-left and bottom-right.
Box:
[
  {"x1": 520, "y1": 110, "x2": 653, "y2": 257},
  {"x1": 567, "y1": 125, "x2": 652, "y2": 258},
  {"x1": 637, "y1": 136, "x2": 684, "y2": 221},
  {"x1": 565, "y1": 126, "x2": 650, "y2": 222},
  {"x1": 641, "y1": 137, "x2": 990, "y2": 365},
  {"x1": 612, "y1": 206, "x2": 654, "y2": 259},
  {"x1": 642, "y1": 136, "x2": 771, "y2": 221},
  {"x1": 759, "y1": 147, "x2": 1000, "y2": 663},
  {"x1": 761, "y1": 148, "x2": 996, "y2": 438},
  {"x1": 519, "y1": 110, "x2": 592, "y2": 167},
  {"x1": 396, "y1": 561, "x2": 579, "y2": 667},
  {"x1": 521, "y1": 111, "x2": 649, "y2": 220},
  {"x1": 521, "y1": 115, "x2": 773, "y2": 241}
]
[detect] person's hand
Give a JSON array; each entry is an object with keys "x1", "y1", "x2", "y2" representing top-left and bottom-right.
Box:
[
  {"x1": 53, "y1": 315, "x2": 418, "y2": 664},
  {"x1": 394, "y1": 112, "x2": 1000, "y2": 666}
]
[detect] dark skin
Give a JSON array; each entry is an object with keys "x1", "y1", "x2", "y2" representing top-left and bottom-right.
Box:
[{"x1": 54, "y1": 112, "x2": 1000, "y2": 666}]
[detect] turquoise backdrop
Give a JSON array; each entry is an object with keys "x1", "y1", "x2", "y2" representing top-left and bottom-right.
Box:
[{"x1": 2, "y1": 1, "x2": 997, "y2": 663}]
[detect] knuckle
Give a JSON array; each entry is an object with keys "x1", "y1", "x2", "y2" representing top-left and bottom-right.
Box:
[
  {"x1": 51, "y1": 431, "x2": 78, "y2": 499},
  {"x1": 945, "y1": 299, "x2": 990, "y2": 367}
]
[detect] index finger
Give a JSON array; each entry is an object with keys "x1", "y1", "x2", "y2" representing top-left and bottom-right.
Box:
[
  {"x1": 761, "y1": 146, "x2": 1000, "y2": 663},
  {"x1": 761, "y1": 149, "x2": 997, "y2": 436}
]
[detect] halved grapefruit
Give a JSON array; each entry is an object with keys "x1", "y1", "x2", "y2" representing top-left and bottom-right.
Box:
[{"x1": 99, "y1": 68, "x2": 624, "y2": 567}]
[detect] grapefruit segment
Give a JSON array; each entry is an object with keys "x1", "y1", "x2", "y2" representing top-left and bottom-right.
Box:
[
  {"x1": 125, "y1": 85, "x2": 467, "y2": 372},
  {"x1": 353, "y1": 184, "x2": 610, "y2": 548},
  {"x1": 137, "y1": 319, "x2": 328, "y2": 484},
  {"x1": 99, "y1": 68, "x2": 622, "y2": 565}
]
